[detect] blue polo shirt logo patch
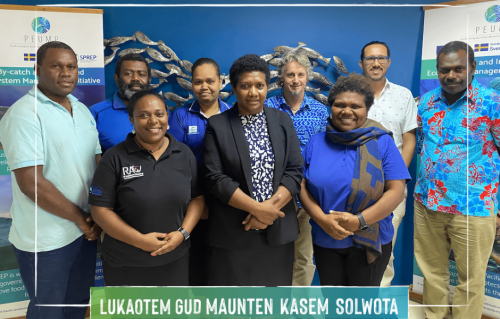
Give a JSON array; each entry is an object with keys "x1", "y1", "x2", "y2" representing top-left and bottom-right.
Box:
[
  {"x1": 122, "y1": 165, "x2": 144, "y2": 180},
  {"x1": 90, "y1": 186, "x2": 102, "y2": 196},
  {"x1": 188, "y1": 126, "x2": 198, "y2": 134}
]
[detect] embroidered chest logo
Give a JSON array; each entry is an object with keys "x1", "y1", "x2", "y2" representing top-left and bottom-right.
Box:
[{"x1": 123, "y1": 165, "x2": 144, "y2": 180}]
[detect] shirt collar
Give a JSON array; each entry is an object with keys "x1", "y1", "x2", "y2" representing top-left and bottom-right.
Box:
[
  {"x1": 124, "y1": 132, "x2": 182, "y2": 156},
  {"x1": 275, "y1": 93, "x2": 310, "y2": 112},
  {"x1": 377, "y1": 78, "x2": 391, "y2": 98},
  {"x1": 113, "y1": 91, "x2": 128, "y2": 110},
  {"x1": 188, "y1": 98, "x2": 230, "y2": 118},
  {"x1": 28, "y1": 85, "x2": 79, "y2": 110},
  {"x1": 434, "y1": 78, "x2": 478, "y2": 104}
]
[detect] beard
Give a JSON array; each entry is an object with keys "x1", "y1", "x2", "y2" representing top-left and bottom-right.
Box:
[{"x1": 117, "y1": 77, "x2": 150, "y2": 100}]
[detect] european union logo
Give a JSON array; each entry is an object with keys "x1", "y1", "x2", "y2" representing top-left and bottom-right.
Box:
[
  {"x1": 474, "y1": 43, "x2": 489, "y2": 52},
  {"x1": 436, "y1": 46, "x2": 443, "y2": 54},
  {"x1": 24, "y1": 53, "x2": 36, "y2": 61}
]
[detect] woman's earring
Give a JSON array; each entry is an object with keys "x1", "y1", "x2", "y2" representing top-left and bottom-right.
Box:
[
  {"x1": 167, "y1": 125, "x2": 170, "y2": 130},
  {"x1": 132, "y1": 128, "x2": 136, "y2": 134}
]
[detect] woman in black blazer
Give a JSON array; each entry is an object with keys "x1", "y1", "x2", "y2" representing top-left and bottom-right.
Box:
[{"x1": 202, "y1": 54, "x2": 303, "y2": 286}]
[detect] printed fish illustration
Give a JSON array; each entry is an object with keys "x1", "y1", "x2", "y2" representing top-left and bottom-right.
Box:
[
  {"x1": 146, "y1": 47, "x2": 171, "y2": 62},
  {"x1": 305, "y1": 86, "x2": 321, "y2": 94},
  {"x1": 267, "y1": 81, "x2": 281, "y2": 93},
  {"x1": 260, "y1": 53, "x2": 280, "y2": 62},
  {"x1": 104, "y1": 47, "x2": 120, "y2": 66},
  {"x1": 165, "y1": 64, "x2": 191, "y2": 79},
  {"x1": 157, "y1": 41, "x2": 182, "y2": 65},
  {"x1": 270, "y1": 70, "x2": 279, "y2": 79},
  {"x1": 315, "y1": 93, "x2": 328, "y2": 105},
  {"x1": 149, "y1": 78, "x2": 167, "y2": 89},
  {"x1": 134, "y1": 31, "x2": 159, "y2": 46},
  {"x1": 104, "y1": 34, "x2": 137, "y2": 47},
  {"x1": 177, "y1": 77, "x2": 193, "y2": 91},
  {"x1": 118, "y1": 47, "x2": 146, "y2": 57},
  {"x1": 219, "y1": 91, "x2": 232, "y2": 99},
  {"x1": 298, "y1": 47, "x2": 331, "y2": 65},
  {"x1": 268, "y1": 58, "x2": 283, "y2": 67},
  {"x1": 182, "y1": 60, "x2": 193, "y2": 74},
  {"x1": 312, "y1": 71, "x2": 333, "y2": 86},
  {"x1": 414, "y1": 96, "x2": 420, "y2": 104},
  {"x1": 333, "y1": 56, "x2": 349, "y2": 74},
  {"x1": 164, "y1": 92, "x2": 194, "y2": 109},
  {"x1": 311, "y1": 61, "x2": 319, "y2": 70},
  {"x1": 150, "y1": 68, "x2": 170, "y2": 79},
  {"x1": 145, "y1": 58, "x2": 154, "y2": 64}
]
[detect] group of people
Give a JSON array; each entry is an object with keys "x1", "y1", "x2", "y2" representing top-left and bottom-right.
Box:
[{"x1": 0, "y1": 38, "x2": 497, "y2": 319}]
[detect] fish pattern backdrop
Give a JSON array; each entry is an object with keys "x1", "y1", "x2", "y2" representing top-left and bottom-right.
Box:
[{"x1": 103, "y1": 33, "x2": 351, "y2": 109}]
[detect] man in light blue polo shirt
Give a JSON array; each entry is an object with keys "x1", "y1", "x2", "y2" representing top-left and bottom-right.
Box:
[
  {"x1": 0, "y1": 41, "x2": 101, "y2": 319},
  {"x1": 89, "y1": 54, "x2": 151, "y2": 152}
]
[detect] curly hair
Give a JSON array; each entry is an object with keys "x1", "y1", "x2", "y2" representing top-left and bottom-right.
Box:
[
  {"x1": 437, "y1": 41, "x2": 475, "y2": 68},
  {"x1": 327, "y1": 74, "x2": 375, "y2": 111},
  {"x1": 277, "y1": 51, "x2": 313, "y2": 81},
  {"x1": 37, "y1": 41, "x2": 76, "y2": 65},
  {"x1": 229, "y1": 54, "x2": 270, "y2": 87},
  {"x1": 127, "y1": 90, "x2": 166, "y2": 117},
  {"x1": 115, "y1": 53, "x2": 151, "y2": 79}
]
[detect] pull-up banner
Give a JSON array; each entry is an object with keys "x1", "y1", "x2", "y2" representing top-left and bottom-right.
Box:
[
  {"x1": 415, "y1": 2, "x2": 500, "y2": 318},
  {"x1": 0, "y1": 4, "x2": 104, "y2": 318}
]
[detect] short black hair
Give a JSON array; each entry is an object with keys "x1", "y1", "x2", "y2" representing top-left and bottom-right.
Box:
[
  {"x1": 192, "y1": 58, "x2": 220, "y2": 78},
  {"x1": 37, "y1": 41, "x2": 76, "y2": 65},
  {"x1": 127, "y1": 90, "x2": 166, "y2": 117},
  {"x1": 437, "y1": 41, "x2": 475, "y2": 67},
  {"x1": 229, "y1": 54, "x2": 270, "y2": 87},
  {"x1": 115, "y1": 53, "x2": 151, "y2": 78},
  {"x1": 360, "y1": 41, "x2": 391, "y2": 60},
  {"x1": 327, "y1": 74, "x2": 375, "y2": 111}
]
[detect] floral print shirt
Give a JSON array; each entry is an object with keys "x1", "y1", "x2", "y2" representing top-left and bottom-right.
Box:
[
  {"x1": 415, "y1": 78, "x2": 500, "y2": 216},
  {"x1": 240, "y1": 111, "x2": 275, "y2": 202}
]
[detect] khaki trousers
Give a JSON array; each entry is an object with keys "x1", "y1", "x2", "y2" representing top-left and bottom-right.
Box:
[
  {"x1": 414, "y1": 200, "x2": 495, "y2": 319},
  {"x1": 292, "y1": 205, "x2": 316, "y2": 286},
  {"x1": 381, "y1": 187, "x2": 407, "y2": 287}
]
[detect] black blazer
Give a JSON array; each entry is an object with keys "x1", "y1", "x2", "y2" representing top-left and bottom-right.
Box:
[{"x1": 202, "y1": 105, "x2": 303, "y2": 250}]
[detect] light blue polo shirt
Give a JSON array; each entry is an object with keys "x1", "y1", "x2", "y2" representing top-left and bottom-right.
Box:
[{"x1": 0, "y1": 86, "x2": 101, "y2": 252}]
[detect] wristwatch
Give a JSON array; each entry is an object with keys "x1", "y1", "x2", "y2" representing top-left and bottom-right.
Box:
[
  {"x1": 357, "y1": 213, "x2": 369, "y2": 231},
  {"x1": 177, "y1": 227, "x2": 190, "y2": 242}
]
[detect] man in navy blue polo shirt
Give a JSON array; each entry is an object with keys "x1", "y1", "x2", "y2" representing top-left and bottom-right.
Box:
[
  {"x1": 89, "y1": 54, "x2": 151, "y2": 152},
  {"x1": 265, "y1": 51, "x2": 329, "y2": 286}
]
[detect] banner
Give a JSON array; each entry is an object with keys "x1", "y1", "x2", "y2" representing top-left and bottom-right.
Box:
[
  {"x1": 0, "y1": 4, "x2": 105, "y2": 318},
  {"x1": 90, "y1": 287, "x2": 409, "y2": 319},
  {"x1": 414, "y1": 2, "x2": 500, "y2": 318}
]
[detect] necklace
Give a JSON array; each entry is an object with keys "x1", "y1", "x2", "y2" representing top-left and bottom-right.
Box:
[{"x1": 135, "y1": 137, "x2": 165, "y2": 153}]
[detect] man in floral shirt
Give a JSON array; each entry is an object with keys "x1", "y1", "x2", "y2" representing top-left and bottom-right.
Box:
[{"x1": 414, "y1": 41, "x2": 499, "y2": 319}]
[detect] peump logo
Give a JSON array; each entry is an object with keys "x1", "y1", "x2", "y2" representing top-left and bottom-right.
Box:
[
  {"x1": 485, "y1": 5, "x2": 500, "y2": 23},
  {"x1": 31, "y1": 17, "x2": 51, "y2": 34}
]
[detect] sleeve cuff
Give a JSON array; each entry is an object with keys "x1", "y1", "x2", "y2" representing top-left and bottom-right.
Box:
[{"x1": 9, "y1": 160, "x2": 45, "y2": 171}]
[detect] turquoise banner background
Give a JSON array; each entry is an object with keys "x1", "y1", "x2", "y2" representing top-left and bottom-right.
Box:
[{"x1": 90, "y1": 287, "x2": 409, "y2": 319}]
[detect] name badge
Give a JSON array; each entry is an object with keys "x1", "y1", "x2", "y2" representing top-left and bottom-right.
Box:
[{"x1": 189, "y1": 126, "x2": 198, "y2": 134}]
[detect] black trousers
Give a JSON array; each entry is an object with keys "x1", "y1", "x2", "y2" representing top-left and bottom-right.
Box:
[
  {"x1": 189, "y1": 219, "x2": 209, "y2": 286},
  {"x1": 313, "y1": 242, "x2": 392, "y2": 286},
  {"x1": 103, "y1": 250, "x2": 189, "y2": 286}
]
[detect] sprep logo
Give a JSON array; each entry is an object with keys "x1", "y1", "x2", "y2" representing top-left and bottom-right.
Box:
[
  {"x1": 79, "y1": 55, "x2": 97, "y2": 61},
  {"x1": 485, "y1": 5, "x2": 500, "y2": 23},
  {"x1": 31, "y1": 17, "x2": 50, "y2": 34}
]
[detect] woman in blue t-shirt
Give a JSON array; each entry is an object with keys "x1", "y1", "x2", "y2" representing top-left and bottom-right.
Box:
[{"x1": 300, "y1": 74, "x2": 410, "y2": 286}]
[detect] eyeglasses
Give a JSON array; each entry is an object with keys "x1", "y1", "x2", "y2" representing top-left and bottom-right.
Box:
[{"x1": 362, "y1": 56, "x2": 390, "y2": 65}]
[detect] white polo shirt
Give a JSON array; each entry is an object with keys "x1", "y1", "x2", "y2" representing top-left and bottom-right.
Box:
[
  {"x1": 0, "y1": 86, "x2": 101, "y2": 252},
  {"x1": 367, "y1": 78, "x2": 418, "y2": 153}
]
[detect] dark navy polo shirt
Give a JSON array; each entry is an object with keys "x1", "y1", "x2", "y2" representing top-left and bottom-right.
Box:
[
  {"x1": 88, "y1": 132, "x2": 201, "y2": 268},
  {"x1": 168, "y1": 98, "x2": 231, "y2": 163}
]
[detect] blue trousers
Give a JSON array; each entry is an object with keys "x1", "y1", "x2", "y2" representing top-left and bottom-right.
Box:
[{"x1": 13, "y1": 235, "x2": 97, "y2": 319}]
